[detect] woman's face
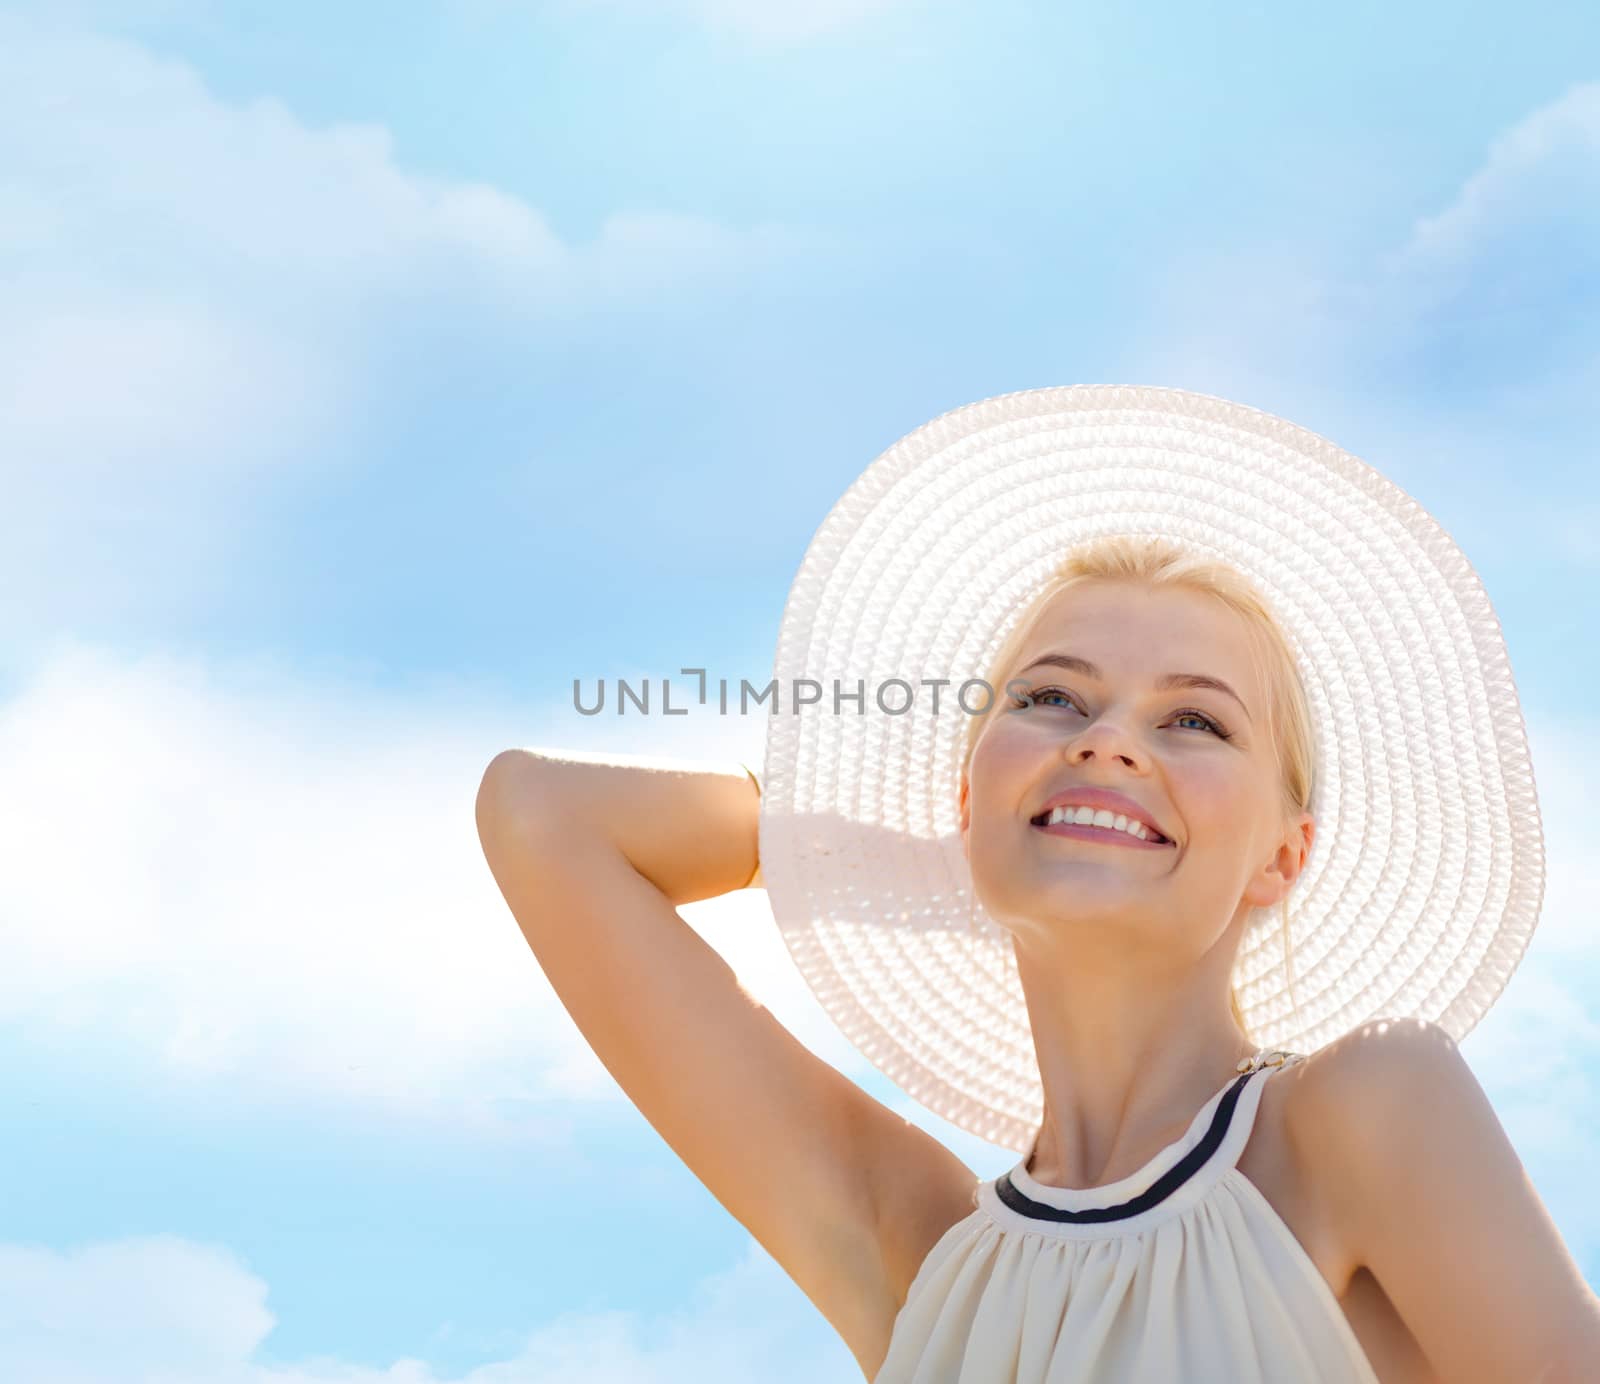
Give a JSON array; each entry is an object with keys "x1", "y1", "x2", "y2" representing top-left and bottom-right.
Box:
[{"x1": 959, "y1": 580, "x2": 1313, "y2": 962}]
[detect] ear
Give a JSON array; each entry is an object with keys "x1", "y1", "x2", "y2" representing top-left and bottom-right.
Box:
[
  {"x1": 1244, "y1": 811, "x2": 1315, "y2": 909},
  {"x1": 958, "y1": 772, "x2": 971, "y2": 858}
]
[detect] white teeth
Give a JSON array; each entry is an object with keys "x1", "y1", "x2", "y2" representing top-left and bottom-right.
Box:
[{"x1": 1043, "y1": 804, "x2": 1158, "y2": 841}]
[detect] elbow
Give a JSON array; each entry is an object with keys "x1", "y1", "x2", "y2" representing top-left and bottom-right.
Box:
[
  {"x1": 475, "y1": 751, "x2": 578, "y2": 889},
  {"x1": 475, "y1": 749, "x2": 548, "y2": 843}
]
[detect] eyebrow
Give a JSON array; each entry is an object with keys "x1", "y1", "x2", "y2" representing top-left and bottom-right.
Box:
[{"x1": 1012, "y1": 653, "x2": 1253, "y2": 725}]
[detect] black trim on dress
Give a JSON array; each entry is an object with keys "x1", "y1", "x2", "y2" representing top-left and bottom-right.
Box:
[{"x1": 993, "y1": 1068, "x2": 1256, "y2": 1224}]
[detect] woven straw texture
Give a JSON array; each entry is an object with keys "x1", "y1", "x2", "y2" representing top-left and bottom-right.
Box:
[{"x1": 758, "y1": 384, "x2": 1545, "y2": 1153}]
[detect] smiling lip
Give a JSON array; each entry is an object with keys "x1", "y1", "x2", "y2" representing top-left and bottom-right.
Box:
[
  {"x1": 1031, "y1": 820, "x2": 1174, "y2": 850},
  {"x1": 1030, "y1": 786, "x2": 1170, "y2": 841}
]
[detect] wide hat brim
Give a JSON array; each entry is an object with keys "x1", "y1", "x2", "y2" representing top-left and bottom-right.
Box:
[{"x1": 756, "y1": 384, "x2": 1546, "y2": 1153}]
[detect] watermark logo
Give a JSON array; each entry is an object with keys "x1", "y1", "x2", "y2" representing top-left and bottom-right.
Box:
[{"x1": 572, "y1": 667, "x2": 1039, "y2": 716}]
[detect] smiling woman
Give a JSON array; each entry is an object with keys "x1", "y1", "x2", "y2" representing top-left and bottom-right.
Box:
[{"x1": 477, "y1": 385, "x2": 1600, "y2": 1382}]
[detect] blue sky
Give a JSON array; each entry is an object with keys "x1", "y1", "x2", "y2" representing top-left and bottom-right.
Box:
[{"x1": 2, "y1": 0, "x2": 1597, "y2": 1378}]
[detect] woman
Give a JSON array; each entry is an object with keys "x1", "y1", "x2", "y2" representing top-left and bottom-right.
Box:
[{"x1": 475, "y1": 386, "x2": 1600, "y2": 1381}]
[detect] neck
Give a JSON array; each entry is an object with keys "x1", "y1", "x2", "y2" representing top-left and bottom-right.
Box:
[{"x1": 1012, "y1": 935, "x2": 1258, "y2": 1190}]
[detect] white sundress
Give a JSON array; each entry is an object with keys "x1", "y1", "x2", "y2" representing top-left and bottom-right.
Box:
[{"x1": 873, "y1": 1050, "x2": 1383, "y2": 1383}]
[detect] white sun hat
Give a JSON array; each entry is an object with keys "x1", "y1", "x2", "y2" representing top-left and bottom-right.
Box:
[{"x1": 754, "y1": 383, "x2": 1547, "y2": 1153}]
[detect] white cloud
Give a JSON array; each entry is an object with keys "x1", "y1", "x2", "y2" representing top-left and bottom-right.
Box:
[
  {"x1": 0, "y1": 640, "x2": 865, "y2": 1142},
  {"x1": 0, "y1": 1237, "x2": 275, "y2": 1381},
  {"x1": 0, "y1": 13, "x2": 831, "y2": 649},
  {"x1": 1365, "y1": 81, "x2": 1600, "y2": 396},
  {"x1": 0, "y1": 1232, "x2": 855, "y2": 1382},
  {"x1": 1386, "y1": 81, "x2": 1600, "y2": 277},
  {"x1": 1132, "y1": 80, "x2": 1600, "y2": 424},
  {"x1": 0, "y1": 13, "x2": 821, "y2": 313}
]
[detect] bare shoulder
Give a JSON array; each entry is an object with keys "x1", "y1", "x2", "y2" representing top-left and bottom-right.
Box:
[
  {"x1": 1276, "y1": 1020, "x2": 1600, "y2": 1382},
  {"x1": 1267, "y1": 1021, "x2": 1466, "y2": 1274},
  {"x1": 1276, "y1": 1018, "x2": 1467, "y2": 1213},
  {"x1": 1278, "y1": 1018, "x2": 1458, "y2": 1135},
  {"x1": 1288, "y1": 1018, "x2": 1465, "y2": 1110}
]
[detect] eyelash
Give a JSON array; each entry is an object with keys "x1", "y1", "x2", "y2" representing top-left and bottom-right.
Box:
[{"x1": 1011, "y1": 686, "x2": 1235, "y2": 741}]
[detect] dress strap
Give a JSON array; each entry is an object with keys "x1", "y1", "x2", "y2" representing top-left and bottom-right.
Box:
[
  {"x1": 1211, "y1": 1048, "x2": 1303, "y2": 1173},
  {"x1": 1234, "y1": 1047, "x2": 1306, "y2": 1077},
  {"x1": 993, "y1": 1049, "x2": 1303, "y2": 1228}
]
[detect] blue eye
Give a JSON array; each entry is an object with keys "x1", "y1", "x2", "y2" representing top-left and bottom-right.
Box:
[
  {"x1": 1009, "y1": 685, "x2": 1082, "y2": 711},
  {"x1": 1013, "y1": 686, "x2": 1234, "y2": 741},
  {"x1": 1172, "y1": 709, "x2": 1231, "y2": 738}
]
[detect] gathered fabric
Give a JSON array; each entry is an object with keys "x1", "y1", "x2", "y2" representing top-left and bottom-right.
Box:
[{"x1": 873, "y1": 1055, "x2": 1381, "y2": 1384}]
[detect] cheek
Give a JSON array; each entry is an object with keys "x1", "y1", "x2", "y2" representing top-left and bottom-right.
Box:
[
  {"x1": 1176, "y1": 765, "x2": 1266, "y2": 839},
  {"x1": 971, "y1": 715, "x2": 1039, "y2": 777},
  {"x1": 1177, "y1": 764, "x2": 1231, "y2": 807},
  {"x1": 965, "y1": 737, "x2": 1060, "y2": 862}
]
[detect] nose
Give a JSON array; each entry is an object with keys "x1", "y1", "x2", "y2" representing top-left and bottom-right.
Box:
[{"x1": 1064, "y1": 717, "x2": 1147, "y2": 772}]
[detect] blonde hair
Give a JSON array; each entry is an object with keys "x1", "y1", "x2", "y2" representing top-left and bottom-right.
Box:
[{"x1": 960, "y1": 535, "x2": 1316, "y2": 1042}]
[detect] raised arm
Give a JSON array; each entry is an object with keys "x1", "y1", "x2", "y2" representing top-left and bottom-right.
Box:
[{"x1": 472, "y1": 748, "x2": 975, "y2": 1378}]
